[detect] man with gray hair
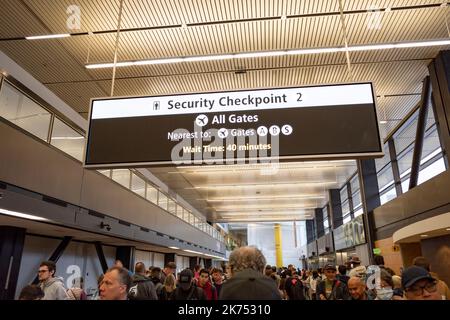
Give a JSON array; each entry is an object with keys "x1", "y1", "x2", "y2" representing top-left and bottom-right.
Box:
[{"x1": 219, "y1": 246, "x2": 282, "y2": 300}]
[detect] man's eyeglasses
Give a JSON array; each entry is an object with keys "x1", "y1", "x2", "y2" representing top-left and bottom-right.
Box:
[
  {"x1": 406, "y1": 281, "x2": 437, "y2": 296},
  {"x1": 38, "y1": 269, "x2": 49, "y2": 273}
]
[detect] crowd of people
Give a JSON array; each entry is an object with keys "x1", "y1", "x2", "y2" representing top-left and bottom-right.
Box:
[{"x1": 18, "y1": 246, "x2": 449, "y2": 301}]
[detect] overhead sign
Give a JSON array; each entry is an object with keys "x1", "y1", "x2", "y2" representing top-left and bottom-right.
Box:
[
  {"x1": 84, "y1": 83, "x2": 382, "y2": 167},
  {"x1": 333, "y1": 215, "x2": 367, "y2": 251}
]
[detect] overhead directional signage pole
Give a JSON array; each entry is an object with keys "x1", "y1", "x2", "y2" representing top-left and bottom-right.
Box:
[{"x1": 84, "y1": 82, "x2": 383, "y2": 168}]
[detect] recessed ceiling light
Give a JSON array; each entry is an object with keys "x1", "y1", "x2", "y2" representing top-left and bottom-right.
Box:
[
  {"x1": 420, "y1": 234, "x2": 429, "y2": 237},
  {"x1": 379, "y1": 120, "x2": 388, "y2": 124}
]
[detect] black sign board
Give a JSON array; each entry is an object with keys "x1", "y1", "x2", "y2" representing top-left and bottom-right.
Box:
[{"x1": 84, "y1": 83, "x2": 382, "y2": 168}]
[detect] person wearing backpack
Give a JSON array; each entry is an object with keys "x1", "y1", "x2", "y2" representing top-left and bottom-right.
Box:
[
  {"x1": 128, "y1": 262, "x2": 158, "y2": 300},
  {"x1": 284, "y1": 271, "x2": 307, "y2": 300},
  {"x1": 172, "y1": 269, "x2": 206, "y2": 300},
  {"x1": 149, "y1": 267, "x2": 164, "y2": 297},
  {"x1": 316, "y1": 264, "x2": 350, "y2": 300}
]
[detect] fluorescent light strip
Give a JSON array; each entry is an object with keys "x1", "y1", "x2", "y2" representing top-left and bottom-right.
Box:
[
  {"x1": 215, "y1": 206, "x2": 316, "y2": 212},
  {"x1": 190, "y1": 181, "x2": 336, "y2": 189},
  {"x1": 221, "y1": 213, "x2": 312, "y2": 217},
  {"x1": 182, "y1": 249, "x2": 224, "y2": 259},
  {"x1": 51, "y1": 136, "x2": 84, "y2": 140},
  {"x1": 183, "y1": 249, "x2": 202, "y2": 255},
  {"x1": 175, "y1": 160, "x2": 355, "y2": 172},
  {"x1": 26, "y1": 34, "x2": 71, "y2": 40},
  {"x1": 219, "y1": 209, "x2": 313, "y2": 214},
  {"x1": 0, "y1": 208, "x2": 49, "y2": 221},
  {"x1": 220, "y1": 217, "x2": 312, "y2": 222},
  {"x1": 202, "y1": 195, "x2": 325, "y2": 202},
  {"x1": 168, "y1": 246, "x2": 179, "y2": 250},
  {"x1": 85, "y1": 38, "x2": 450, "y2": 69}
]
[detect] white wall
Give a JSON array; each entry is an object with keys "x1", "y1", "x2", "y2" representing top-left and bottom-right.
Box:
[
  {"x1": 247, "y1": 221, "x2": 307, "y2": 269},
  {"x1": 134, "y1": 250, "x2": 170, "y2": 271},
  {"x1": 355, "y1": 243, "x2": 370, "y2": 266},
  {"x1": 153, "y1": 253, "x2": 165, "y2": 268},
  {"x1": 176, "y1": 255, "x2": 190, "y2": 273},
  {"x1": 135, "y1": 250, "x2": 154, "y2": 270},
  {"x1": 15, "y1": 235, "x2": 116, "y2": 299}
]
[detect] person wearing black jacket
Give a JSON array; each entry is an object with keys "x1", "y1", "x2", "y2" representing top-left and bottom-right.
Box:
[
  {"x1": 128, "y1": 262, "x2": 158, "y2": 300},
  {"x1": 336, "y1": 265, "x2": 350, "y2": 285},
  {"x1": 172, "y1": 269, "x2": 206, "y2": 300},
  {"x1": 316, "y1": 264, "x2": 350, "y2": 300},
  {"x1": 284, "y1": 271, "x2": 307, "y2": 300}
]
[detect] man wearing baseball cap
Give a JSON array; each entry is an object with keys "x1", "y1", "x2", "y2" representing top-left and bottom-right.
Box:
[
  {"x1": 316, "y1": 264, "x2": 349, "y2": 300},
  {"x1": 171, "y1": 269, "x2": 206, "y2": 300},
  {"x1": 402, "y1": 266, "x2": 442, "y2": 300}
]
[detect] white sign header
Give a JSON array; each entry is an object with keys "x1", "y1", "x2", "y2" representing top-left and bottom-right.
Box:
[{"x1": 91, "y1": 83, "x2": 374, "y2": 120}]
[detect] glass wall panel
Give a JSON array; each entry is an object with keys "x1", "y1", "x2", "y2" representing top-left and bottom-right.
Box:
[
  {"x1": 421, "y1": 126, "x2": 441, "y2": 164},
  {"x1": 350, "y1": 174, "x2": 360, "y2": 196},
  {"x1": 397, "y1": 147, "x2": 414, "y2": 177},
  {"x1": 341, "y1": 200, "x2": 350, "y2": 216},
  {"x1": 131, "y1": 173, "x2": 146, "y2": 198},
  {"x1": 352, "y1": 190, "x2": 362, "y2": 209},
  {"x1": 323, "y1": 218, "x2": 329, "y2": 230},
  {"x1": 50, "y1": 117, "x2": 84, "y2": 161},
  {"x1": 168, "y1": 198, "x2": 176, "y2": 215},
  {"x1": 394, "y1": 110, "x2": 419, "y2": 155},
  {"x1": 418, "y1": 157, "x2": 446, "y2": 185},
  {"x1": 354, "y1": 207, "x2": 364, "y2": 217},
  {"x1": 380, "y1": 187, "x2": 397, "y2": 205},
  {"x1": 375, "y1": 143, "x2": 391, "y2": 172},
  {"x1": 146, "y1": 184, "x2": 158, "y2": 204},
  {"x1": 0, "y1": 82, "x2": 51, "y2": 141},
  {"x1": 158, "y1": 192, "x2": 168, "y2": 210},
  {"x1": 377, "y1": 165, "x2": 395, "y2": 192},
  {"x1": 177, "y1": 207, "x2": 184, "y2": 219},
  {"x1": 401, "y1": 178, "x2": 410, "y2": 193},
  {"x1": 323, "y1": 206, "x2": 329, "y2": 221},
  {"x1": 112, "y1": 169, "x2": 131, "y2": 188},
  {"x1": 340, "y1": 185, "x2": 348, "y2": 203},
  {"x1": 182, "y1": 209, "x2": 190, "y2": 223},
  {"x1": 343, "y1": 215, "x2": 352, "y2": 224},
  {"x1": 98, "y1": 169, "x2": 111, "y2": 178}
]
